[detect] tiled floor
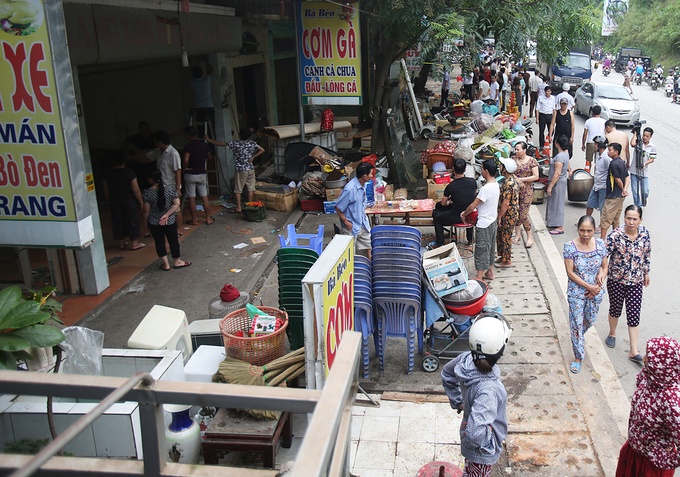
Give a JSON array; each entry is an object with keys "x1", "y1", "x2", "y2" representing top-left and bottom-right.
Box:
[
  {"x1": 255, "y1": 395, "x2": 465, "y2": 477},
  {"x1": 349, "y1": 396, "x2": 464, "y2": 476}
]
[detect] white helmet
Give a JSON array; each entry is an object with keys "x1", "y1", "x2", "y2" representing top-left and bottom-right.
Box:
[
  {"x1": 562, "y1": 82, "x2": 570, "y2": 91},
  {"x1": 468, "y1": 312, "x2": 512, "y2": 363}
]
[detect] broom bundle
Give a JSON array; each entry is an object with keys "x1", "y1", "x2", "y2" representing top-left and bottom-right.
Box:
[{"x1": 212, "y1": 347, "x2": 306, "y2": 420}]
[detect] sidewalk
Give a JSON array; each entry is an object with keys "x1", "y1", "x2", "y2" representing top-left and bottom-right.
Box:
[{"x1": 72, "y1": 201, "x2": 629, "y2": 476}]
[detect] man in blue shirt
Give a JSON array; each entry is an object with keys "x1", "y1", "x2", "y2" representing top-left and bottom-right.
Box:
[{"x1": 335, "y1": 162, "x2": 375, "y2": 258}]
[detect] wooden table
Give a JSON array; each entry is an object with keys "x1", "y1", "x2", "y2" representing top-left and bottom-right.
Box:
[
  {"x1": 366, "y1": 199, "x2": 436, "y2": 226},
  {"x1": 202, "y1": 408, "x2": 292, "y2": 468}
]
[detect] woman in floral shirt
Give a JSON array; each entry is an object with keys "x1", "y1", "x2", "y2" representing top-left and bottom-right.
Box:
[
  {"x1": 563, "y1": 215, "x2": 608, "y2": 374},
  {"x1": 604, "y1": 205, "x2": 651, "y2": 365},
  {"x1": 496, "y1": 158, "x2": 519, "y2": 268},
  {"x1": 616, "y1": 336, "x2": 680, "y2": 476}
]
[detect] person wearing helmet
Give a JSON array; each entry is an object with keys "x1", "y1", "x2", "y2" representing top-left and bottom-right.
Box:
[
  {"x1": 585, "y1": 136, "x2": 611, "y2": 232},
  {"x1": 441, "y1": 313, "x2": 511, "y2": 477},
  {"x1": 554, "y1": 82, "x2": 574, "y2": 111},
  {"x1": 582, "y1": 105, "x2": 606, "y2": 170}
]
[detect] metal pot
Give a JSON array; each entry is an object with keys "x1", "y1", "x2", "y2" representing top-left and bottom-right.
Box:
[
  {"x1": 324, "y1": 178, "x2": 348, "y2": 189},
  {"x1": 567, "y1": 169, "x2": 594, "y2": 202},
  {"x1": 532, "y1": 182, "x2": 546, "y2": 204}
]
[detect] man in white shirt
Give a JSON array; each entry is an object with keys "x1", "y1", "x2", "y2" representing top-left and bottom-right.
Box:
[
  {"x1": 148, "y1": 130, "x2": 181, "y2": 196},
  {"x1": 478, "y1": 77, "x2": 491, "y2": 101},
  {"x1": 629, "y1": 126, "x2": 656, "y2": 207},
  {"x1": 581, "y1": 105, "x2": 606, "y2": 169},
  {"x1": 535, "y1": 85, "x2": 555, "y2": 145},
  {"x1": 489, "y1": 74, "x2": 500, "y2": 106},
  {"x1": 461, "y1": 160, "x2": 500, "y2": 282},
  {"x1": 528, "y1": 69, "x2": 541, "y2": 117},
  {"x1": 500, "y1": 68, "x2": 511, "y2": 110},
  {"x1": 554, "y1": 83, "x2": 575, "y2": 110}
]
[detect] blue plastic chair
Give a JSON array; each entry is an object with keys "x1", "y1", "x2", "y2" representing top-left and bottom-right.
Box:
[
  {"x1": 373, "y1": 298, "x2": 420, "y2": 374},
  {"x1": 354, "y1": 303, "x2": 374, "y2": 379},
  {"x1": 371, "y1": 236, "x2": 422, "y2": 250},
  {"x1": 372, "y1": 225, "x2": 422, "y2": 239},
  {"x1": 279, "y1": 224, "x2": 325, "y2": 256}
]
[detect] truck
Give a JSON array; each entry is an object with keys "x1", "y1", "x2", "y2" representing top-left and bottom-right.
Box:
[
  {"x1": 614, "y1": 47, "x2": 650, "y2": 73},
  {"x1": 539, "y1": 46, "x2": 592, "y2": 93}
]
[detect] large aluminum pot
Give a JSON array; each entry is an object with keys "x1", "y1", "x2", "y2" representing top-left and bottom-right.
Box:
[
  {"x1": 532, "y1": 182, "x2": 546, "y2": 204},
  {"x1": 567, "y1": 169, "x2": 594, "y2": 202}
]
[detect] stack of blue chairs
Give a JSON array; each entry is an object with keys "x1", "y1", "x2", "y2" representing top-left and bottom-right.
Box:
[
  {"x1": 371, "y1": 225, "x2": 423, "y2": 374},
  {"x1": 353, "y1": 254, "x2": 373, "y2": 378}
]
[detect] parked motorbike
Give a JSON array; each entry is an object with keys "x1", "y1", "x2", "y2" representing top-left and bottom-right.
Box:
[{"x1": 603, "y1": 65, "x2": 611, "y2": 77}]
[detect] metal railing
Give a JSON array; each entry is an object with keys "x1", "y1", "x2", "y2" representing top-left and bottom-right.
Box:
[{"x1": 0, "y1": 332, "x2": 361, "y2": 477}]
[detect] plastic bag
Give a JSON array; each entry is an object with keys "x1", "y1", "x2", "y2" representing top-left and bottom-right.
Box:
[
  {"x1": 470, "y1": 100, "x2": 484, "y2": 115},
  {"x1": 447, "y1": 280, "x2": 484, "y2": 302},
  {"x1": 454, "y1": 146, "x2": 474, "y2": 162},
  {"x1": 483, "y1": 293, "x2": 503, "y2": 314},
  {"x1": 60, "y1": 326, "x2": 105, "y2": 375}
]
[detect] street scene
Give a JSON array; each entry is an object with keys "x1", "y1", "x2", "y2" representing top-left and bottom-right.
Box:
[{"x1": 1, "y1": 0, "x2": 680, "y2": 477}]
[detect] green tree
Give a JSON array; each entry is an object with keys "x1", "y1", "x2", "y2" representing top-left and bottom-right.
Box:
[{"x1": 0, "y1": 286, "x2": 65, "y2": 370}]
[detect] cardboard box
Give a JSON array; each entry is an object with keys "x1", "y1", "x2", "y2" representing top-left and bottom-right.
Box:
[
  {"x1": 423, "y1": 243, "x2": 469, "y2": 297},
  {"x1": 308, "y1": 146, "x2": 340, "y2": 166},
  {"x1": 423, "y1": 164, "x2": 429, "y2": 179},
  {"x1": 427, "y1": 179, "x2": 448, "y2": 201},
  {"x1": 253, "y1": 182, "x2": 299, "y2": 212},
  {"x1": 325, "y1": 187, "x2": 343, "y2": 201},
  {"x1": 360, "y1": 136, "x2": 372, "y2": 148},
  {"x1": 323, "y1": 201, "x2": 338, "y2": 214}
]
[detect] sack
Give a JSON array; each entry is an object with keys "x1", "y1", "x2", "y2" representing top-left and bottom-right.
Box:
[{"x1": 242, "y1": 204, "x2": 267, "y2": 222}]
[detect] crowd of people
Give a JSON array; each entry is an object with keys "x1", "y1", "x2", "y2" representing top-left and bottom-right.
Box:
[{"x1": 107, "y1": 121, "x2": 264, "y2": 272}]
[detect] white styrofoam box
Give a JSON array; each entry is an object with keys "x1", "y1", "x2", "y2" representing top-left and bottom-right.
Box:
[
  {"x1": 423, "y1": 242, "x2": 469, "y2": 297},
  {"x1": 188, "y1": 319, "x2": 224, "y2": 350},
  {"x1": 127, "y1": 305, "x2": 193, "y2": 364},
  {"x1": 1, "y1": 349, "x2": 183, "y2": 459},
  {"x1": 184, "y1": 345, "x2": 226, "y2": 383}
]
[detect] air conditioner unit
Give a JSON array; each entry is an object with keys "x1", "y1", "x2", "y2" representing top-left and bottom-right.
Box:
[{"x1": 127, "y1": 305, "x2": 193, "y2": 364}]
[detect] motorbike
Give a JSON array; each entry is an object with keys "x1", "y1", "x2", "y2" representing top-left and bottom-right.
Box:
[
  {"x1": 635, "y1": 73, "x2": 643, "y2": 86},
  {"x1": 666, "y1": 77, "x2": 674, "y2": 97},
  {"x1": 650, "y1": 73, "x2": 659, "y2": 91},
  {"x1": 603, "y1": 65, "x2": 611, "y2": 77}
]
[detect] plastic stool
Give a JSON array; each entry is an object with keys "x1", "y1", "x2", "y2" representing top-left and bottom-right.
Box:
[
  {"x1": 449, "y1": 223, "x2": 475, "y2": 245},
  {"x1": 278, "y1": 224, "x2": 324, "y2": 256}
]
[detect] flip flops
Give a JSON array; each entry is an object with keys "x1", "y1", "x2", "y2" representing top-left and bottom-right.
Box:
[
  {"x1": 159, "y1": 265, "x2": 171, "y2": 272},
  {"x1": 130, "y1": 243, "x2": 146, "y2": 251},
  {"x1": 549, "y1": 229, "x2": 564, "y2": 235},
  {"x1": 570, "y1": 361, "x2": 581, "y2": 374},
  {"x1": 174, "y1": 261, "x2": 192, "y2": 269},
  {"x1": 206, "y1": 217, "x2": 215, "y2": 225}
]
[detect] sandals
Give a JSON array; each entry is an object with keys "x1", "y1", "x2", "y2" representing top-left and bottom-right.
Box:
[
  {"x1": 206, "y1": 217, "x2": 215, "y2": 225},
  {"x1": 174, "y1": 261, "x2": 192, "y2": 269},
  {"x1": 605, "y1": 335, "x2": 616, "y2": 348},
  {"x1": 629, "y1": 354, "x2": 643, "y2": 365},
  {"x1": 570, "y1": 361, "x2": 581, "y2": 374},
  {"x1": 130, "y1": 243, "x2": 146, "y2": 251},
  {"x1": 159, "y1": 265, "x2": 171, "y2": 272}
]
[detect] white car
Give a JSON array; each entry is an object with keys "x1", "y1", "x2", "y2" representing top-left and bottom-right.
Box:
[{"x1": 574, "y1": 81, "x2": 641, "y2": 127}]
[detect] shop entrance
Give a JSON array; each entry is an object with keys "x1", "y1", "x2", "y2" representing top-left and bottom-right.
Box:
[{"x1": 233, "y1": 63, "x2": 268, "y2": 135}]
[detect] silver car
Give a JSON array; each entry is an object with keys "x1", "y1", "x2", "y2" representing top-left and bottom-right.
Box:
[{"x1": 574, "y1": 81, "x2": 641, "y2": 127}]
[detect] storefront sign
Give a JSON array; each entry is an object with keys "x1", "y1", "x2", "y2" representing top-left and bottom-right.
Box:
[
  {"x1": 302, "y1": 234, "x2": 355, "y2": 389},
  {"x1": 0, "y1": 0, "x2": 75, "y2": 222},
  {"x1": 0, "y1": 0, "x2": 94, "y2": 248},
  {"x1": 296, "y1": 1, "x2": 362, "y2": 105},
  {"x1": 320, "y1": 241, "x2": 354, "y2": 374}
]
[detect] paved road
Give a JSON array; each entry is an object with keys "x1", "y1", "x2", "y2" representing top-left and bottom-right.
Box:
[{"x1": 537, "y1": 64, "x2": 680, "y2": 397}]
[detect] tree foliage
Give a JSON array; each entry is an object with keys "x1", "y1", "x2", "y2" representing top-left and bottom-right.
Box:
[
  {"x1": 612, "y1": 0, "x2": 680, "y2": 65},
  {"x1": 0, "y1": 286, "x2": 64, "y2": 370}
]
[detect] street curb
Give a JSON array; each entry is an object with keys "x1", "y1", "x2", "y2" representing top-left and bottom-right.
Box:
[{"x1": 528, "y1": 206, "x2": 629, "y2": 477}]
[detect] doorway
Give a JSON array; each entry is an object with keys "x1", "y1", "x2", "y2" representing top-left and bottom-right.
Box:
[{"x1": 233, "y1": 63, "x2": 268, "y2": 135}]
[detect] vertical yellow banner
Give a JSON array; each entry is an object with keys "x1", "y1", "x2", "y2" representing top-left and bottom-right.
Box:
[
  {"x1": 0, "y1": 0, "x2": 76, "y2": 221},
  {"x1": 297, "y1": 1, "x2": 362, "y2": 105}
]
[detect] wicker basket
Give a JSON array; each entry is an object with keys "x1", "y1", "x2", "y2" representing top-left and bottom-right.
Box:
[{"x1": 219, "y1": 307, "x2": 288, "y2": 365}]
